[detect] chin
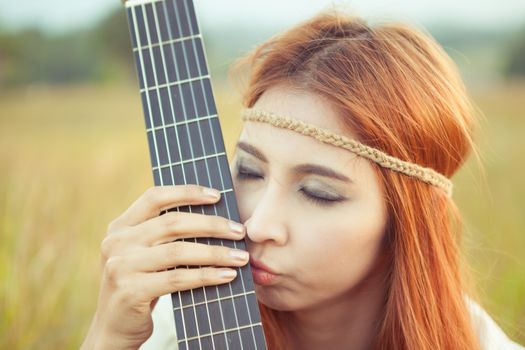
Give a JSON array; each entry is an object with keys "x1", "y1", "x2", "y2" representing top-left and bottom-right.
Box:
[{"x1": 255, "y1": 285, "x2": 303, "y2": 312}]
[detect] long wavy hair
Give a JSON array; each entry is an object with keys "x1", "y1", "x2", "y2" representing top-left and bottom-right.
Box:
[{"x1": 229, "y1": 11, "x2": 480, "y2": 350}]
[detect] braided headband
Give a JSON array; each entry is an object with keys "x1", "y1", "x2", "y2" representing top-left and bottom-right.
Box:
[{"x1": 241, "y1": 108, "x2": 453, "y2": 197}]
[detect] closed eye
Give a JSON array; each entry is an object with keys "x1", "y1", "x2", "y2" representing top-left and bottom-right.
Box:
[
  {"x1": 236, "y1": 166, "x2": 344, "y2": 206},
  {"x1": 235, "y1": 165, "x2": 264, "y2": 180}
]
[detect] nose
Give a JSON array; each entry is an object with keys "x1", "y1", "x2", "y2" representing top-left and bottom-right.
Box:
[{"x1": 244, "y1": 180, "x2": 289, "y2": 246}]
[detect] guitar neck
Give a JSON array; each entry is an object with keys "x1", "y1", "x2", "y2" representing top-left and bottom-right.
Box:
[{"x1": 124, "y1": 0, "x2": 267, "y2": 349}]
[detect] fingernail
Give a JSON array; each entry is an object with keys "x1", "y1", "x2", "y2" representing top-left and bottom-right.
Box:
[
  {"x1": 229, "y1": 249, "x2": 249, "y2": 261},
  {"x1": 219, "y1": 269, "x2": 237, "y2": 279},
  {"x1": 229, "y1": 221, "x2": 245, "y2": 235},
  {"x1": 203, "y1": 187, "x2": 220, "y2": 199}
]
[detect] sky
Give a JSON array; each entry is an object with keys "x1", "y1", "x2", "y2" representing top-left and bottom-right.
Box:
[{"x1": 0, "y1": 0, "x2": 524, "y2": 33}]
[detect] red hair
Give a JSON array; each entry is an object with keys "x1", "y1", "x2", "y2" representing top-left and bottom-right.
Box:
[{"x1": 230, "y1": 11, "x2": 480, "y2": 350}]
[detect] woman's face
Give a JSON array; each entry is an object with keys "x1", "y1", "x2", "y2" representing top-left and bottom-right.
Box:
[{"x1": 230, "y1": 85, "x2": 388, "y2": 312}]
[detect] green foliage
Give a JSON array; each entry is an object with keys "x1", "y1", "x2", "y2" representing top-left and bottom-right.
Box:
[
  {"x1": 0, "y1": 9, "x2": 135, "y2": 88},
  {"x1": 0, "y1": 29, "x2": 99, "y2": 86},
  {"x1": 503, "y1": 26, "x2": 525, "y2": 78}
]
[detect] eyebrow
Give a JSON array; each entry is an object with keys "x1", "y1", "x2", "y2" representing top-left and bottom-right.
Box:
[{"x1": 235, "y1": 141, "x2": 353, "y2": 183}]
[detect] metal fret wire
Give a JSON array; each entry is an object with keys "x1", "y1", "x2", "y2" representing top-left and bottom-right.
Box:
[
  {"x1": 146, "y1": 114, "x2": 218, "y2": 132},
  {"x1": 152, "y1": 152, "x2": 226, "y2": 171},
  {"x1": 132, "y1": 33, "x2": 202, "y2": 52},
  {"x1": 139, "y1": 74, "x2": 211, "y2": 93},
  {"x1": 172, "y1": 0, "x2": 239, "y2": 347},
  {"x1": 174, "y1": 290, "x2": 256, "y2": 311},
  {"x1": 181, "y1": 322, "x2": 264, "y2": 343},
  {"x1": 184, "y1": 0, "x2": 258, "y2": 347}
]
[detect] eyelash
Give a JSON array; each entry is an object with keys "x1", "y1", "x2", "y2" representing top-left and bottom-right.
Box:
[{"x1": 235, "y1": 167, "x2": 343, "y2": 206}]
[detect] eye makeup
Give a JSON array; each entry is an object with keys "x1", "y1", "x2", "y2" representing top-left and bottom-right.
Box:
[{"x1": 234, "y1": 158, "x2": 348, "y2": 207}]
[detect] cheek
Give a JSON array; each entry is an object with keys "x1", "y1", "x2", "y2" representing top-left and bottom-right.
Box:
[
  {"x1": 292, "y1": 202, "x2": 387, "y2": 295},
  {"x1": 232, "y1": 181, "x2": 255, "y2": 224},
  {"x1": 232, "y1": 175, "x2": 248, "y2": 219}
]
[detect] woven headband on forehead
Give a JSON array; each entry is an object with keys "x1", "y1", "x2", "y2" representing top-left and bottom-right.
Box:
[{"x1": 240, "y1": 108, "x2": 453, "y2": 197}]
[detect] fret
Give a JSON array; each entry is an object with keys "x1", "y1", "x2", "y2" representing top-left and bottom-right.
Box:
[
  {"x1": 146, "y1": 114, "x2": 218, "y2": 132},
  {"x1": 152, "y1": 157, "x2": 233, "y2": 188},
  {"x1": 147, "y1": 118, "x2": 223, "y2": 166},
  {"x1": 180, "y1": 323, "x2": 264, "y2": 343},
  {"x1": 180, "y1": 291, "x2": 249, "y2": 333},
  {"x1": 174, "y1": 291, "x2": 257, "y2": 311},
  {"x1": 141, "y1": 79, "x2": 218, "y2": 130},
  {"x1": 150, "y1": 152, "x2": 233, "y2": 191},
  {"x1": 141, "y1": 79, "x2": 213, "y2": 129},
  {"x1": 152, "y1": 152, "x2": 226, "y2": 170},
  {"x1": 132, "y1": 34, "x2": 202, "y2": 52},
  {"x1": 140, "y1": 74, "x2": 210, "y2": 93}
]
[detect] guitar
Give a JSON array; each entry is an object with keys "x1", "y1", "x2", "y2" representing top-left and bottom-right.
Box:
[{"x1": 123, "y1": 0, "x2": 267, "y2": 349}]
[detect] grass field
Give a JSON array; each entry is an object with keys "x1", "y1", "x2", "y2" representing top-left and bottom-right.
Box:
[{"x1": 0, "y1": 81, "x2": 524, "y2": 348}]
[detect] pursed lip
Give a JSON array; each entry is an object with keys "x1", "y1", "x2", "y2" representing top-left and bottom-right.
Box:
[{"x1": 249, "y1": 257, "x2": 279, "y2": 275}]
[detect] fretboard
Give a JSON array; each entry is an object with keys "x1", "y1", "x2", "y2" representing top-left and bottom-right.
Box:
[{"x1": 124, "y1": 0, "x2": 267, "y2": 349}]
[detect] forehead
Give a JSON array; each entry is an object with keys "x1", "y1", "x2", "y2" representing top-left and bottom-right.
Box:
[
  {"x1": 252, "y1": 85, "x2": 347, "y2": 133},
  {"x1": 238, "y1": 85, "x2": 360, "y2": 167}
]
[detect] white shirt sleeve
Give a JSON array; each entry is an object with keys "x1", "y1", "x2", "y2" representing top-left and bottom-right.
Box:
[
  {"x1": 139, "y1": 294, "x2": 179, "y2": 350},
  {"x1": 466, "y1": 297, "x2": 524, "y2": 350}
]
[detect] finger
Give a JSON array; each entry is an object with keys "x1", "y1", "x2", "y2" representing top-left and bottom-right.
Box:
[
  {"x1": 126, "y1": 241, "x2": 249, "y2": 272},
  {"x1": 139, "y1": 267, "x2": 238, "y2": 300},
  {"x1": 109, "y1": 185, "x2": 221, "y2": 230},
  {"x1": 128, "y1": 211, "x2": 245, "y2": 246}
]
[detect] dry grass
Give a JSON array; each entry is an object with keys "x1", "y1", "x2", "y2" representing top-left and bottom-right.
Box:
[{"x1": 0, "y1": 82, "x2": 523, "y2": 349}]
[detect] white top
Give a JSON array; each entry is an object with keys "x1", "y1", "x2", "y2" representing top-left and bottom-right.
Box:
[{"x1": 140, "y1": 294, "x2": 524, "y2": 349}]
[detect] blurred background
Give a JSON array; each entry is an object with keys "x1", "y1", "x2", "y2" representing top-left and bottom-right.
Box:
[{"x1": 1, "y1": 0, "x2": 524, "y2": 348}]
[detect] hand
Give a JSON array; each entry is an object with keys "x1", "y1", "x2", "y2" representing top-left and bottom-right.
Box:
[{"x1": 81, "y1": 185, "x2": 248, "y2": 350}]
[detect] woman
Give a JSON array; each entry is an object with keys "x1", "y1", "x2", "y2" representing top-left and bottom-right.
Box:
[{"x1": 81, "y1": 11, "x2": 524, "y2": 350}]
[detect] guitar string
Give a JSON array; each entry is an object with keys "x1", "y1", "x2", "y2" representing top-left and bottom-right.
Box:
[
  {"x1": 160, "y1": 0, "x2": 205, "y2": 348},
  {"x1": 174, "y1": 0, "x2": 242, "y2": 347},
  {"x1": 162, "y1": 0, "x2": 224, "y2": 347},
  {"x1": 148, "y1": 1, "x2": 191, "y2": 346},
  {"x1": 172, "y1": 3, "x2": 229, "y2": 349},
  {"x1": 146, "y1": 1, "x2": 208, "y2": 347},
  {"x1": 131, "y1": 6, "x2": 162, "y2": 187},
  {"x1": 132, "y1": 4, "x2": 191, "y2": 347},
  {"x1": 152, "y1": 3, "x2": 219, "y2": 348},
  {"x1": 182, "y1": 0, "x2": 260, "y2": 348}
]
